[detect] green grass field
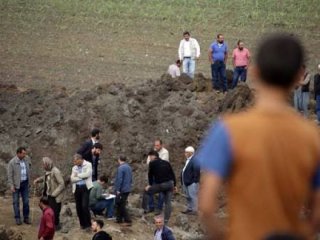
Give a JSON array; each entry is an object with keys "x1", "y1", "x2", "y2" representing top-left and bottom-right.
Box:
[{"x1": 0, "y1": 0, "x2": 319, "y2": 89}]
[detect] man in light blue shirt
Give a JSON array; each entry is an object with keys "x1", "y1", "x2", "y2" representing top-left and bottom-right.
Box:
[{"x1": 208, "y1": 34, "x2": 228, "y2": 92}]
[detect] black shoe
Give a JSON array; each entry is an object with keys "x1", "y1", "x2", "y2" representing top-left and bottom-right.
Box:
[
  {"x1": 24, "y1": 219, "x2": 31, "y2": 224},
  {"x1": 16, "y1": 219, "x2": 22, "y2": 225},
  {"x1": 181, "y1": 209, "x2": 193, "y2": 214}
]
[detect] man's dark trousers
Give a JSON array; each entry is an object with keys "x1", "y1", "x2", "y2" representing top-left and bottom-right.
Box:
[
  {"x1": 74, "y1": 185, "x2": 91, "y2": 228},
  {"x1": 115, "y1": 192, "x2": 131, "y2": 223},
  {"x1": 211, "y1": 61, "x2": 227, "y2": 92},
  {"x1": 142, "y1": 180, "x2": 174, "y2": 224},
  {"x1": 48, "y1": 196, "x2": 61, "y2": 227}
]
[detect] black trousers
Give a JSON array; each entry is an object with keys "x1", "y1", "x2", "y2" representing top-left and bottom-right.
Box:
[
  {"x1": 48, "y1": 196, "x2": 62, "y2": 226},
  {"x1": 115, "y1": 192, "x2": 131, "y2": 223},
  {"x1": 74, "y1": 185, "x2": 91, "y2": 228}
]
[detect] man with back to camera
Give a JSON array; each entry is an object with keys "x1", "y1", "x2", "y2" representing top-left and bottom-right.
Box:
[
  {"x1": 178, "y1": 31, "x2": 200, "y2": 78},
  {"x1": 197, "y1": 33, "x2": 320, "y2": 240}
]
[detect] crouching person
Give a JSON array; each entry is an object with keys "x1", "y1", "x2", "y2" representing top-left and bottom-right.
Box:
[{"x1": 89, "y1": 175, "x2": 115, "y2": 219}]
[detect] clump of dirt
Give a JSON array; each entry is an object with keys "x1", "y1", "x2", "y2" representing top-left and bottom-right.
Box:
[{"x1": 0, "y1": 73, "x2": 253, "y2": 193}]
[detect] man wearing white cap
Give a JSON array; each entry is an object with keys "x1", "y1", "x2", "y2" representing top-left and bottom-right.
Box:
[{"x1": 181, "y1": 146, "x2": 200, "y2": 215}]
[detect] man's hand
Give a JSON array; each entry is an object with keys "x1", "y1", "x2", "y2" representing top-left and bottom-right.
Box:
[
  {"x1": 145, "y1": 185, "x2": 151, "y2": 191},
  {"x1": 173, "y1": 187, "x2": 178, "y2": 193},
  {"x1": 11, "y1": 186, "x2": 15, "y2": 193},
  {"x1": 33, "y1": 178, "x2": 40, "y2": 185},
  {"x1": 40, "y1": 237, "x2": 44, "y2": 240},
  {"x1": 116, "y1": 191, "x2": 120, "y2": 195}
]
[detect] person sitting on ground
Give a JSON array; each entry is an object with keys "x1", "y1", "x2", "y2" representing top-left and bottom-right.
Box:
[
  {"x1": 38, "y1": 196, "x2": 55, "y2": 240},
  {"x1": 153, "y1": 215, "x2": 175, "y2": 240},
  {"x1": 91, "y1": 219, "x2": 112, "y2": 240},
  {"x1": 167, "y1": 60, "x2": 181, "y2": 78},
  {"x1": 89, "y1": 175, "x2": 115, "y2": 219},
  {"x1": 142, "y1": 150, "x2": 176, "y2": 224}
]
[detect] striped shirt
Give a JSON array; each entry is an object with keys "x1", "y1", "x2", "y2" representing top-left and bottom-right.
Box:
[{"x1": 20, "y1": 160, "x2": 28, "y2": 181}]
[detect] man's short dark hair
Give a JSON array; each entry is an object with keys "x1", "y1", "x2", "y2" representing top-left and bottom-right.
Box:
[
  {"x1": 93, "y1": 142, "x2": 103, "y2": 150},
  {"x1": 237, "y1": 39, "x2": 243, "y2": 45},
  {"x1": 256, "y1": 33, "x2": 304, "y2": 89},
  {"x1": 217, "y1": 33, "x2": 223, "y2": 38},
  {"x1": 16, "y1": 147, "x2": 26, "y2": 154},
  {"x1": 183, "y1": 31, "x2": 190, "y2": 36},
  {"x1": 264, "y1": 233, "x2": 304, "y2": 240},
  {"x1": 40, "y1": 196, "x2": 49, "y2": 205},
  {"x1": 99, "y1": 175, "x2": 108, "y2": 183},
  {"x1": 176, "y1": 59, "x2": 181, "y2": 65},
  {"x1": 148, "y1": 150, "x2": 159, "y2": 158},
  {"x1": 155, "y1": 139, "x2": 163, "y2": 145},
  {"x1": 119, "y1": 155, "x2": 127, "y2": 162},
  {"x1": 91, "y1": 128, "x2": 100, "y2": 137},
  {"x1": 93, "y1": 219, "x2": 104, "y2": 228}
]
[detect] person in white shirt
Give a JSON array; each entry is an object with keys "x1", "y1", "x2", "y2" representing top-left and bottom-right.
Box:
[
  {"x1": 167, "y1": 60, "x2": 181, "y2": 78},
  {"x1": 178, "y1": 31, "x2": 200, "y2": 79},
  {"x1": 146, "y1": 139, "x2": 169, "y2": 164}
]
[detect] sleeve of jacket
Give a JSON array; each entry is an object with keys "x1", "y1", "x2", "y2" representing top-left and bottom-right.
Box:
[
  {"x1": 70, "y1": 167, "x2": 82, "y2": 183},
  {"x1": 194, "y1": 39, "x2": 201, "y2": 58},
  {"x1": 77, "y1": 162, "x2": 92, "y2": 179},
  {"x1": 168, "y1": 163, "x2": 176, "y2": 187},
  {"x1": 178, "y1": 40, "x2": 183, "y2": 60},
  {"x1": 192, "y1": 160, "x2": 201, "y2": 183},
  {"x1": 164, "y1": 227, "x2": 176, "y2": 240},
  {"x1": 115, "y1": 167, "x2": 123, "y2": 192},
  {"x1": 51, "y1": 168, "x2": 65, "y2": 198},
  {"x1": 7, "y1": 160, "x2": 14, "y2": 188},
  {"x1": 41, "y1": 211, "x2": 55, "y2": 238},
  {"x1": 148, "y1": 162, "x2": 154, "y2": 186},
  {"x1": 77, "y1": 141, "x2": 91, "y2": 156}
]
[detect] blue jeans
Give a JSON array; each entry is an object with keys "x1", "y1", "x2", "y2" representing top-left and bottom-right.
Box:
[
  {"x1": 12, "y1": 180, "x2": 29, "y2": 220},
  {"x1": 91, "y1": 199, "x2": 114, "y2": 218},
  {"x1": 316, "y1": 95, "x2": 320, "y2": 122},
  {"x1": 183, "y1": 183, "x2": 199, "y2": 211},
  {"x1": 301, "y1": 91, "x2": 310, "y2": 117},
  {"x1": 294, "y1": 87, "x2": 302, "y2": 111},
  {"x1": 148, "y1": 192, "x2": 164, "y2": 211},
  {"x1": 211, "y1": 61, "x2": 227, "y2": 92},
  {"x1": 232, "y1": 66, "x2": 247, "y2": 88},
  {"x1": 182, "y1": 58, "x2": 195, "y2": 78}
]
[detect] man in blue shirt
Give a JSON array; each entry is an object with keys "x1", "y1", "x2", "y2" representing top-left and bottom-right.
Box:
[
  {"x1": 208, "y1": 34, "x2": 228, "y2": 93},
  {"x1": 114, "y1": 155, "x2": 132, "y2": 226}
]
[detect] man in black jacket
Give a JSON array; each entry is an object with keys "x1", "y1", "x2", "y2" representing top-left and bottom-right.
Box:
[
  {"x1": 91, "y1": 219, "x2": 112, "y2": 240},
  {"x1": 181, "y1": 146, "x2": 200, "y2": 215},
  {"x1": 77, "y1": 129, "x2": 103, "y2": 181},
  {"x1": 314, "y1": 64, "x2": 320, "y2": 124},
  {"x1": 142, "y1": 150, "x2": 176, "y2": 224}
]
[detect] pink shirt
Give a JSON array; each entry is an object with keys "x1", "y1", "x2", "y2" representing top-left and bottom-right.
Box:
[{"x1": 232, "y1": 48, "x2": 250, "y2": 67}]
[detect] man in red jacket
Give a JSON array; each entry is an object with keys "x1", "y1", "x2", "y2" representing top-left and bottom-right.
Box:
[{"x1": 38, "y1": 196, "x2": 55, "y2": 240}]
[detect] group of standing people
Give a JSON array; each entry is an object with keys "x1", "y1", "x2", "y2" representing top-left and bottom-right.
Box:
[{"x1": 168, "y1": 31, "x2": 251, "y2": 93}]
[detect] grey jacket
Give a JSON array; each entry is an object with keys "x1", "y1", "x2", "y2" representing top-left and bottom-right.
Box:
[
  {"x1": 7, "y1": 156, "x2": 31, "y2": 189},
  {"x1": 38, "y1": 166, "x2": 65, "y2": 203}
]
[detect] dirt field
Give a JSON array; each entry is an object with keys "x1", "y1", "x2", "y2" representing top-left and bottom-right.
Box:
[{"x1": 0, "y1": 0, "x2": 319, "y2": 91}]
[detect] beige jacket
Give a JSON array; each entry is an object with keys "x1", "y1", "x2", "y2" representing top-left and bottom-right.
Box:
[
  {"x1": 38, "y1": 166, "x2": 65, "y2": 203},
  {"x1": 7, "y1": 156, "x2": 31, "y2": 189},
  {"x1": 70, "y1": 160, "x2": 93, "y2": 193}
]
